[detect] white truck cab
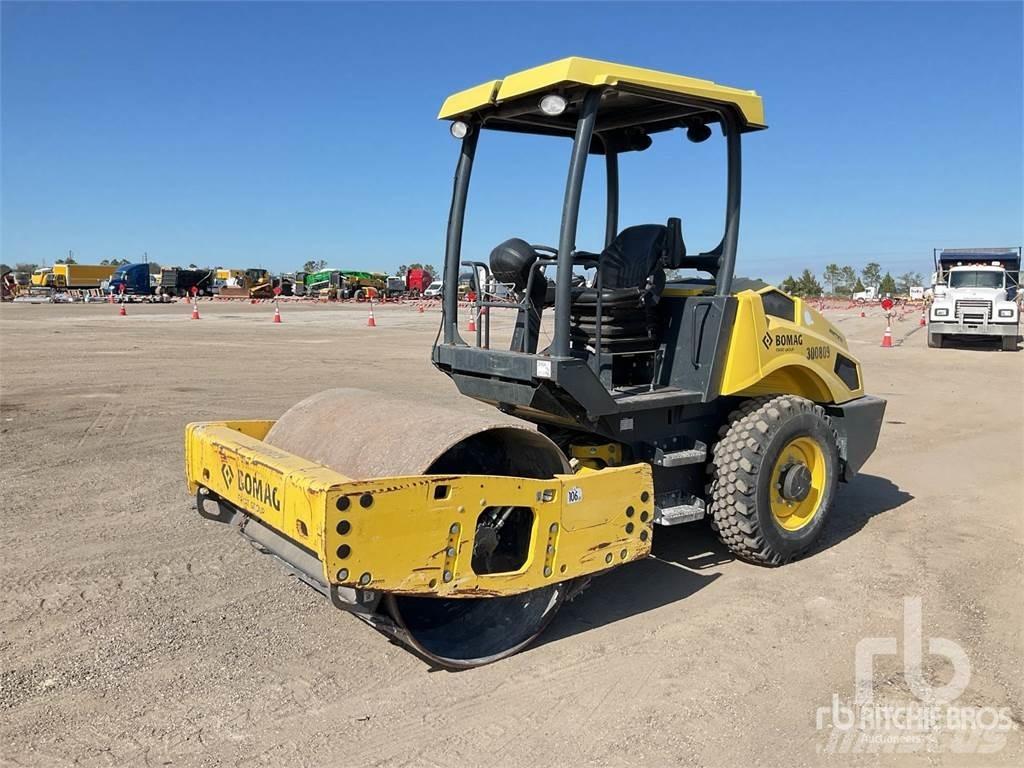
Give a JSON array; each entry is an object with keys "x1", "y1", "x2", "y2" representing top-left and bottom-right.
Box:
[
  {"x1": 928, "y1": 248, "x2": 1021, "y2": 351},
  {"x1": 853, "y1": 285, "x2": 877, "y2": 302}
]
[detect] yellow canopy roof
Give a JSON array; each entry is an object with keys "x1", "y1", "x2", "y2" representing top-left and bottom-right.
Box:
[{"x1": 438, "y1": 57, "x2": 765, "y2": 129}]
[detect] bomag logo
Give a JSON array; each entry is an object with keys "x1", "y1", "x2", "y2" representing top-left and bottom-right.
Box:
[
  {"x1": 225, "y1": 464, "x2": 282, "y2": 511},
  {"x1": 763, "y1": 331, "x2": 804, "y2": 351}
]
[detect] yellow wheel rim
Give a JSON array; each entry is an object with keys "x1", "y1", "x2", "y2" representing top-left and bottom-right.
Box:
[{"x1": 769, "y1": 436, "x2": 826, "y2": 531}]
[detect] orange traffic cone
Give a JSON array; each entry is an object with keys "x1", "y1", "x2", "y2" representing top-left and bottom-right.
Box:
[
  {"x1": 367, "y1": 303, "x2": 376, "y2": 327},
  {"x1": 881, "y1": 321, "x2": 893, "y2": 348},
  {"x1": 418, "y1": 303, "x2": 424, "y2": 314},
  {"x1": 860, "y1": 311, "x2": 865, "y2": 318},
  {"x1": 467, "y1": 312, "x2": 477, "y2": 332},
  {"x1": 273, "y1": 304, "x2": 282, "y2": 323},
  {"x1": 191, "y1": 302, "x2": 200, "y2": 320},
  {"x1": 919, "y1": 311, "x2": 926, "y2": 327},
  {"x1": 119, "y1": 304, "x2": 127, "y2": 316}
]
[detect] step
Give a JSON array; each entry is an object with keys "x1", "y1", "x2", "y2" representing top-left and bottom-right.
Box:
[
  {"x1": 651, "y1": 442, "x2": 707, "y2": 467},
  {"x1": 654, "y1": 498, "x2": 706, "y2": 526}
]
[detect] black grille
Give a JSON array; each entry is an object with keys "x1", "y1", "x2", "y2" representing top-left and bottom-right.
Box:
[{"x1": 834, "y1": 354, "x2": 860, "y2": 391}]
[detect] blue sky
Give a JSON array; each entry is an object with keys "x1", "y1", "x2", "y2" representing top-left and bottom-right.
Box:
[{"x1": 2, "y1": 1, "x2": 1021, "y2": 282}]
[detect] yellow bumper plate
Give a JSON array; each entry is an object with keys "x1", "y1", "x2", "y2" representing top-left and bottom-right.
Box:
[{"x1": 185, "y1": 421, "x2": 654, "y2": 597}]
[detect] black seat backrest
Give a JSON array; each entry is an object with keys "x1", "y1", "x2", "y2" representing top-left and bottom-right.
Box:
[{"x1": 601, "y1": 220, "x2": 685, "y2": 289}]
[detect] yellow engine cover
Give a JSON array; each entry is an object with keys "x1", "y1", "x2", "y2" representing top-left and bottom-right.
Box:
[{"x1": 720, "y1": 287, "x2": 864, "y2": 404}]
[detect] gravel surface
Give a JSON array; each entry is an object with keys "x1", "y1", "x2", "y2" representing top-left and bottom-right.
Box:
[{"x1": 1, "y1": 299, "x2": 1020, "y2": 767}]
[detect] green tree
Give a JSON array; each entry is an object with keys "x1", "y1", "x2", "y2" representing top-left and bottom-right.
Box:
[
  {"x1": 396, "y1": 264, "x2": 409, "y2": 275},
  {"x1": 853, "y1": 278, "x2": 865, "y2": 293},
  {"x1": 822, "y1": 263, "x2": 841, "y2": 295},
  {"x1": 897, "y1": 271, "x2": 924, "y2": 293},
  {"x1": 837, "y1": 266, "x2": 857, "y2": 296},
  {"x1": 797, "y1": 269, "x2": 824, "y2": 296},
  {"x1": 862, "y1": 262, "x2": 882, "y2": 289},
  {"x1": 879, "y1": 272, "x2": 897, "y2": 296},
  {"x1": 303, "y1": 259, "x2": 327, "y2": 273},
  {"x1": 15, "y1": 262, "x2": 39, "y2": 276},
  {"x1": 781, "y1": 270, "x2": 823, "y2": 297},
  {"x1": 423, "y1": 264, "x2": 438, "y2": 278}
]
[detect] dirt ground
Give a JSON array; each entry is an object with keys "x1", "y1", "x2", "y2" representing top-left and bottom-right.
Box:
[{"x1": 1, "y1": 299, "x2": 1021, "y2": 767}]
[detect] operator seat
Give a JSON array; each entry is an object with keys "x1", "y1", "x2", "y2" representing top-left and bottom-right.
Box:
[{"x1": 570, "y1": 219, "x2": 684, "y2": 384}]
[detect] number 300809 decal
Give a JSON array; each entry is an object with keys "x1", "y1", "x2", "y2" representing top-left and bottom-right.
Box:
[{"x1": 806, "y1": 345, "x2": 831, "y2": 361}]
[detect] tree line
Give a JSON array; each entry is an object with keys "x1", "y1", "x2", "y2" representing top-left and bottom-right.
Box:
[{"x1": 779, "y1": 262, "x2": 926, "y2": 298}]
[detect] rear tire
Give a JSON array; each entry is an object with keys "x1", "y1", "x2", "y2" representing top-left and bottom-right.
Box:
[
  {"x1": 708, "y1": 395, "x2": 840, "y2": 566},
  {"x1": 1001, "y1": 336, "x2": 1019, "y2": 351},
  {"x1": 928, "y1": 332, "x2": 944, "y2": 348}
]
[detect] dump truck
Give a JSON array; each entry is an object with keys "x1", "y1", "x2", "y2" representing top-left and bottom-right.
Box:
[
  {"x1": 287, "y1": 272, "x2": 308, "y2": 297},
  {"x1": 158, "y1": 267, "x2": 216, "y2": 297},
  {"x1": 406, "y1": 267, "x2": 433, "y2": 295},
  {"x1": 185, "y1": 57, "x2": 886, "y2": 668},
  {"x1": 928, "y1": 247, "x2": 1021, "y2": 350}
]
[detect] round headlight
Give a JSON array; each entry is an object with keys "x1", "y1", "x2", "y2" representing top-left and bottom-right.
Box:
[
  {"x1": 539, "y1": 94, "x2": 567, "y2": 116},
  {"x1": 450, "y1": 121, "x2": 470, "y2": 139}
]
